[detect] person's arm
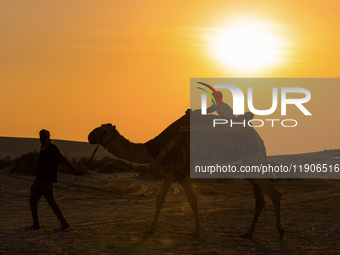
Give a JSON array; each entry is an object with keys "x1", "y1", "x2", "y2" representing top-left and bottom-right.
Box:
[
  {"x1": 55, "y1": 146, "x2": 82, "y2": 175},
  {"x1": 62, "y1": 156, "x2": 84, "y2": 176},
  {"x1": 62, "y1": 157, "x2": 80, "y2": 174},
  {"x1": 206, "y1": 104, "x2": 216, "y2": 114}
]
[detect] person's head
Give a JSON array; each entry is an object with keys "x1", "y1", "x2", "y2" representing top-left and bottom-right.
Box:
[
  {"x1": 213, "y1": 91, "x2": 223, "y2": 102},
  {"x1": 39, "y1": 129, "x2": 51, "y2": 146}
]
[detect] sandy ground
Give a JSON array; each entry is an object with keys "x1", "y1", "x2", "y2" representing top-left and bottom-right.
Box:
[{"x1": 1, "y1": 166, "x2": 339, "y2": 255}]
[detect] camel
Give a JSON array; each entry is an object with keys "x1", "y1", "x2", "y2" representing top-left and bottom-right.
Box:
[{"x1": 87, "y1": 110, "x2": 285, "y2": 238}]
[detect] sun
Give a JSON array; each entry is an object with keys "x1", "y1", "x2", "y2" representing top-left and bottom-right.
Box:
[{"x1": 207, "y1": 19, "x2": 289, "y2": 73}]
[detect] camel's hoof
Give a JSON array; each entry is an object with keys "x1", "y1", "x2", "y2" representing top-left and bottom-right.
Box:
[
  {"x1": 279, "y1": 228, "x2": 285, "y2": 239},
  {"x1": 240, "y1": 233, "x2": 253, "y2": 239},
  {"x1": 142, "y1": 229, "x2": 155, "y2": 235}
]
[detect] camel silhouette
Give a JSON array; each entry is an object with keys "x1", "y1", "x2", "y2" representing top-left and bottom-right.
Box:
[{"x1": 88, "y1": 110, "x2": 285, "y2": 238}]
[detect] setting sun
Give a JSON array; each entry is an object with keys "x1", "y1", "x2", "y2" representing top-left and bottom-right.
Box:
[{"x1": 207, "y1": 19, "x2": 289, "y2": 73}]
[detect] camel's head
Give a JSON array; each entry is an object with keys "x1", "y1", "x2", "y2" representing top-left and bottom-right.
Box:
[{"x1": 88, "y1": 123, "x2": 120, "y2": 146}]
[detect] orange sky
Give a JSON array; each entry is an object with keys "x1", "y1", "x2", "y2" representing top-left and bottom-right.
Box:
[{"x1": 0, "y1": 0, "x2": 339, "y2": 155}]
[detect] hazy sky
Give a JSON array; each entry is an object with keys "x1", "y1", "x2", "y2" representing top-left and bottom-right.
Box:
[{"x1": 1, "y1": 0, "x2": 339, "y2": 155}]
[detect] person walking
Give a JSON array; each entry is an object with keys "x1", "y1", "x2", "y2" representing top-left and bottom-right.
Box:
[{"x1": 26, "y1": 129, "x2": 80, "y2": 231}]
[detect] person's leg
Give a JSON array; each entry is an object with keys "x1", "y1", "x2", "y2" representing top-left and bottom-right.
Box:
[
  {"x1": 28, "y1": 179, "x2": 43, "y2": 229},
  {"x1": 42, "y1": 181, "x2": 69, "y2": 229}
]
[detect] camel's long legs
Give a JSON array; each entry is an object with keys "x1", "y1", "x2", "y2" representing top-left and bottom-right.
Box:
[
  {"x1": 251, "y1": 179, "x2": 285, "y2": 239},
  {"x1": 241, "y1": 183, "x2": 265, "y2": 238},
  {"x1": 143, "y1": 172, "x2": 173, "y2": 234},
  {"x1": 180, "y1": 176, "x2": 201, "y2": 236}
]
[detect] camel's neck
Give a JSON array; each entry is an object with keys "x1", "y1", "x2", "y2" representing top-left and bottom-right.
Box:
[
  {"x1": 103, "y1": 113, "x2": 189, "y2": 164},
  {"x1": 103, "y1": 135, "x2": 154, "y2": 164}
]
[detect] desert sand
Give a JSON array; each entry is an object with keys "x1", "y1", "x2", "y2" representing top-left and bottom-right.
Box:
[
  {"x1": 1, "y1": 168, "x2": 339, "y2": 254},
  {"x1": 0, "y1": 138, "x2": 339, "y2": 254}
]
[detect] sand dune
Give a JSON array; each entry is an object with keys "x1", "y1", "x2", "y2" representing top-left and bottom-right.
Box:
[
  {"x1": 0, "y1": 137, "x2": 113, "y2": 160},
  {"x1": 2, "y1": 136, "x2": 339, "y2": 164}
]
